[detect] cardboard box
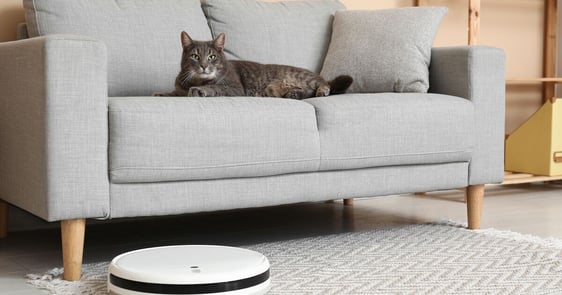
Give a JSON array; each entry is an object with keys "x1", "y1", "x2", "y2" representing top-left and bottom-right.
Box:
[{"x1": 505, "y1": 99, "x2": 562, "y2": 176}]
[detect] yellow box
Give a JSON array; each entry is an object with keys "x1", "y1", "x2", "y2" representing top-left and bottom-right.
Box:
[{"x1": 505, "y1": 99, "x2": 562, "y2": 176}]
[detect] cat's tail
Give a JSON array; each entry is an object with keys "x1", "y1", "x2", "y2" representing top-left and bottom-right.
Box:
[{"x1": 328, "y1": 75, "x2": 353, "y2": 95}]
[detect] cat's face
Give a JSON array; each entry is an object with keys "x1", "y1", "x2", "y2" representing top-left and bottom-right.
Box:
[{"x1": 178, "y1": 32, "x2": 227, "y2": 86}]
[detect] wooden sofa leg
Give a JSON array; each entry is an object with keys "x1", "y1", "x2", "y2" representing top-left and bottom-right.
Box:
[
  {"x1": 466, "y1": 185, "x2": 485, "y2": 230},
  {"x1": 0, "y1": 200, "x2": 8, "y2": 239},
  {"x1": 61, "y1": 219, "x2": 86, "y2": 281},
  {"x1": 343, "y1": 198, "x2": 354, "y2": 206}
]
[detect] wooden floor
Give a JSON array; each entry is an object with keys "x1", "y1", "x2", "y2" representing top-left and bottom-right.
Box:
[{"x1": 1, "y1": 183, "x2": 562, "y2": 294}]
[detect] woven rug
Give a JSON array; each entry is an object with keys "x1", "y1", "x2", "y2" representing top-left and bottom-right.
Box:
[{"x1": 27, "y1": 221, "x2": 562, "y2": 294}]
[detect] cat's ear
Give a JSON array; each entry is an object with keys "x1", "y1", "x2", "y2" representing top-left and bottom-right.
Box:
[
  {"x1": 181, "y1": 31, "x2": 193, "y2": 48},
  {"x1": 214, "y1": 33, "x2": 226, "y2": 52}
]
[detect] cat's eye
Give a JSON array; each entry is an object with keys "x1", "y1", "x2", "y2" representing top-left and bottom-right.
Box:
[
  {"x1": 208, "y1": 54, "x2": 217, "y2": 61},
  {"x1": 190, "y1": 54, "x2": 200, "y2": 60}
]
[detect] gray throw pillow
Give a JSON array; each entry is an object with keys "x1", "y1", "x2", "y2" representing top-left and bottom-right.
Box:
[
  {"x1": 23, "y1": 0, "x2": 212, "y2": 97},
  {"x1": 201, "y1": 0, "x2": 346, "y2": 73},
  {"x1": 321, "y1": 7, "x2": 447, "y2": 93}
]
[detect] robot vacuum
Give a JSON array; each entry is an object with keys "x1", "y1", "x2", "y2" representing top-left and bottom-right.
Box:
[{"x1": 108, "y1": 245, "x2": 271, "y2": 295}]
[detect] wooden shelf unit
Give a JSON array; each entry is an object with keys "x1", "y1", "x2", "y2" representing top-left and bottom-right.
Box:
[
  {"x1": 507, "y1": 78, "x2": 562, "y2": 83},
  {"x1": 504, "y1": 0, "x2": 560, "y2": 183},
  {"x1": 503, "y1": 172, "x2": 562, "y2": 185},
  {"x1": 416, "y1": 0, "x2": 562, "y2": 185}
]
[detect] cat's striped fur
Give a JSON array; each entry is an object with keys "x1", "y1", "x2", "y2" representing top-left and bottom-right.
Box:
[{"x1": 155, "y1": 31, "x2": 353, "y2": 99}]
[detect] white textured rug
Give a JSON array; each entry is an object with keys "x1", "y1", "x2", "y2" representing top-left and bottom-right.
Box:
[{"x1": 27, "y1": 222, "x2": 562, "y2": 294}]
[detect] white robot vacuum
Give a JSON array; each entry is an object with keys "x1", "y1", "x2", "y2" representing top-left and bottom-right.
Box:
[{"x1": 108, "y1": 245, "x2": 271, "y2": 295}]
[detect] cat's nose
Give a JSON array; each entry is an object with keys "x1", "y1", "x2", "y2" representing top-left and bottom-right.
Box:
[{"x1": 200, "y1": 65, "x2": 212, "y2": 74}]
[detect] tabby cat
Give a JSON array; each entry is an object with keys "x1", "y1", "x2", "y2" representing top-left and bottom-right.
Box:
[{"x1": 155, "y1": 31, "x2": 353, "y2": 99}]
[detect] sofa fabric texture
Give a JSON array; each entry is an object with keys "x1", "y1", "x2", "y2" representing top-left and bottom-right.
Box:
[
  {"x1": 16, "y1": 23, "x2": 28, "y2": 40},
  {"x1": 109, "y1": 93, "x2": 474, "y2": 184},
  {"x1": 23, "y1": 0, "x2": 212, "y2": 97},
  {"x1": 0, "y1": 0, "x2": 507, "y2": 222},
  {"x1": 305, "y1": 93, "x2": 474, "y2": 171},
  {"x1": 109, "y1": 97, "x2": 321, "y2": 183},
  {"x1": 429, "y1": 46, "x2": 506, "y2": 184},
  {"x1": 201, "y1": 0, "x2": 345, "y2": 72},
  {"x1": 321, "y1": 7, "x2": 447, "y2": 93},
  {"x1": 0, "y1": 35, "x2": 110, "y2": 221},
  {"x1": 109, "y1": 162, "x2": 469, "y2": 218}
]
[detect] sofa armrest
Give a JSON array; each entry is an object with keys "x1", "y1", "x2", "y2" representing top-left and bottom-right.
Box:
[
  {"x1": 0, "y1": 35, "x2": 110, "y2": 221},
  {"x1": 429, "y1": 46, "x2": 506, "y2": 185}
]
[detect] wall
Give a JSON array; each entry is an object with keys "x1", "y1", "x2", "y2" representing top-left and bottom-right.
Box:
[{"x1": 0, "y1": 0, "x2": 25, "y2": 42}]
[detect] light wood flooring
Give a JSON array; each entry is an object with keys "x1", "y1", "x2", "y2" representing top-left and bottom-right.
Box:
[{"x1": 1, "y1": 183, "x2": 562, "y2": 294}]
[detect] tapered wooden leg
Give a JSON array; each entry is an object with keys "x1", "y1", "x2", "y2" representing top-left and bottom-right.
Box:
[
  {"x1": 0, "y1": 200, "x2": 8, "y2": 239},
  {"x1": 343, "y1": 198, "x2": 354, "y2": 206},
  {"x1": 466, "y1": 185, "x2": 484, "y2": 230},
  {"x1": 61, "y1": 219, "x2": 86, "y2": 281}
]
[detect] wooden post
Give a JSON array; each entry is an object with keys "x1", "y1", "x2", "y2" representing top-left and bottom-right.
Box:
[
  {"x1": 0, "y1": 200, "x2": 8, "y2": 239},
  {"x1": 544, "y1": 0, "x2": 557, "y2": 103},
  {"x1": 466, "y1": 185, "x2": 484, "y2": 229},
  {"x1": 343, "y1": 198, "x2": 354, "y2": 206},
  {"x1": 468, "y1": 0, "x2": 481, "y2": 45},
  {"x1": 61, "y1": 219, "x2": 86, "y2": 281}
]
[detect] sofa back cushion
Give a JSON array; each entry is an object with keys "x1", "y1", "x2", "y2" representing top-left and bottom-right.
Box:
[
  {"x1": 24, "y1": 0, "x2": 212, "y2": 96},
  {"x1": 201, "y1": 0, "x2": 345, "y2": 73}
]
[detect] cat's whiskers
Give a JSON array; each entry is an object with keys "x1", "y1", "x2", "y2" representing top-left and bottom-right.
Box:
[
  {"x1": 179, "y1": 71, "x2": 196, "y2": 86},
  {"x1": 178, "y1": 70, "x2": 191, "y2": 81}
]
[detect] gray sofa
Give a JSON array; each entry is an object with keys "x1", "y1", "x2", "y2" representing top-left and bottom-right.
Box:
[{"x1": 0, "y1": 0, "x2": 505, "y2": 281}]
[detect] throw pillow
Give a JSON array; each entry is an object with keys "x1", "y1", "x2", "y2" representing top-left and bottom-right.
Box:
[
  {"x1": 321, "y1": 7, "x2": 448, "y2": 93},
  {"x1": 201, "y1": 0, "x2": 346, "y2": 73}
]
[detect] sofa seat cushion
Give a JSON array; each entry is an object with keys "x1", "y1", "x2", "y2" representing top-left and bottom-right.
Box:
[
  {"x1": 109, "y1": 97, "x2": 321, "y2": 183},
  {"x1": 304, "y1": 93, "x2": 475, "y2": 171}
]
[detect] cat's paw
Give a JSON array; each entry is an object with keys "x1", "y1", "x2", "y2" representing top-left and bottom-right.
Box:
[
  {"x1": 153, "y1": 92, "x2": 169, "y2": 97},
  {"x1": 315, "y1": 85, "x2": 330, "y2": 97},
  {"x1": 188, "y1": 87, "x2": 214, "y2": 97},
  {"x1": 284, "y1": 88, "x2": 306, "y2": 100},
  {"x1": 285, "y1": 89, "x2": 306, "y2": 99}
]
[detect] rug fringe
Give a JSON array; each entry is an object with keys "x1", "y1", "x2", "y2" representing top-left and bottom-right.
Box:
[
  {"x1": 476, "y1": 227, "x2": 562, "y2": 249},
  {"x1": 432, "y1": 219, "x2": 468, "y2": 228},
  {"x1": 26, "y1": 268, "x2": 82, "y2": 295},
  {"x1": 26, "y1": 263, "x2": 108, "y2": 295},
  {"x1": 435, "y1": 219, "x2": 562, "y2": 249}
]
